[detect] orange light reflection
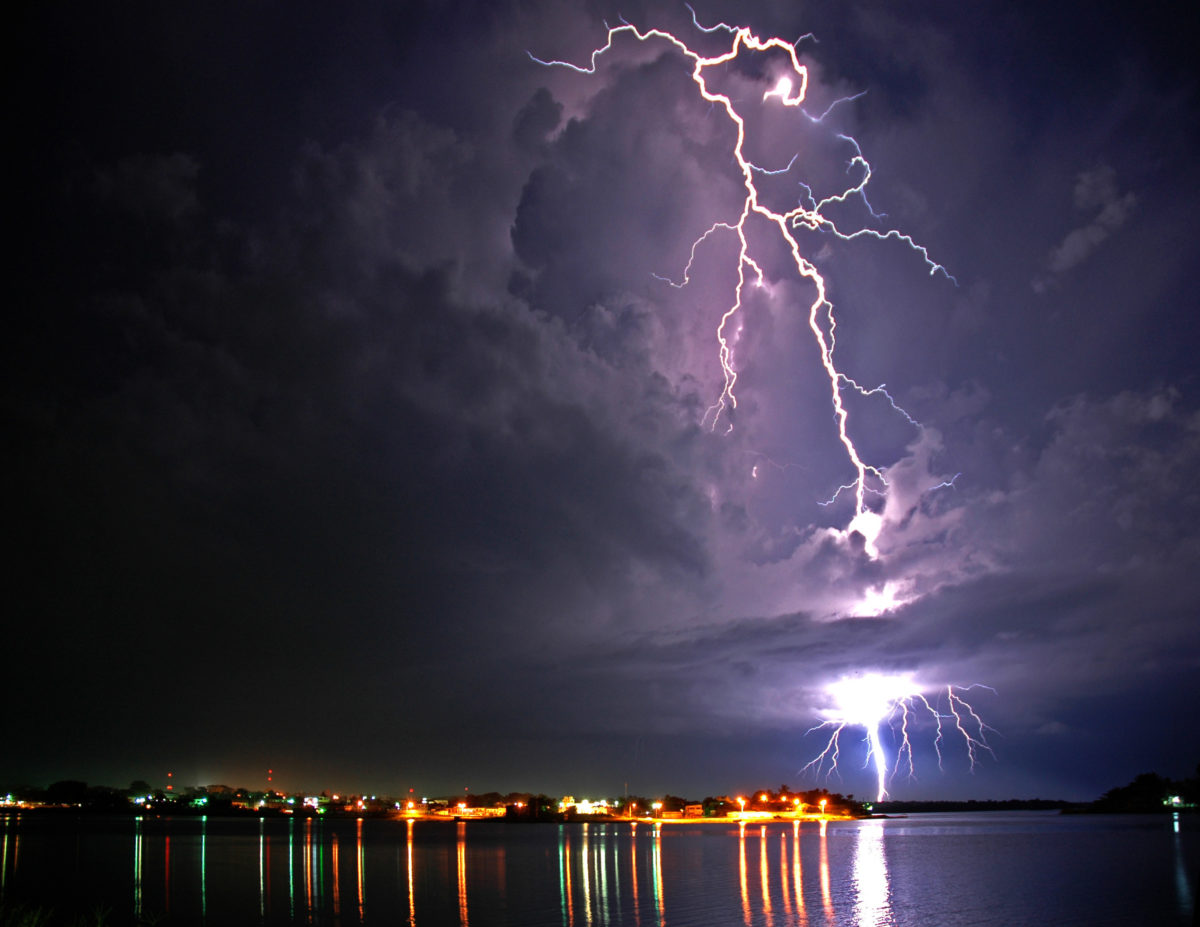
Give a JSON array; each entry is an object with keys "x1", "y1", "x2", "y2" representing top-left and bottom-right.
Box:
[
  {"x1": 792, "y1": 822, "x2": 806, "y2": 922},
  {"x1": 563, "y1": 828, "x2": 574, "y2": 927},
  {"x1": 819, "y1": 819, "x2": 832, "y2": 916},
  {"x1": 357, "y1": 818, "x2": 366, "y2": 921},
  {"x1": 738, "y1": 823, "x2": 750, "y2": 926},
  {"x1": 760, "y1": 825, "x2": 772, "y2": 926},
  {"x1": 456, "y1": 820, "x2": 468, "y2": 925},
  {"x1": 581, "y1": 823, "x2": 591, "y2": 923},
  {"x1": 164, "y1": 833, "x2": 171, "y2": 914},
  {"x1": 780, "y1": 830, "x2": 790, "y2": 917},
  {"x1": 331, "y1": 835, "x2": 341, "y2": 917},
  {"x1": 652, "y1": 823, "x2": 663, "y2": 926},
  {"x1": 304, "y1": 818, "x2": 313, "y2": 918},
  {"x1": 630, "y1": 824, "x2": 639, "y2": 926},
  {"x1": 407, "y1": 820, "x2": 416, "y2": 926}
]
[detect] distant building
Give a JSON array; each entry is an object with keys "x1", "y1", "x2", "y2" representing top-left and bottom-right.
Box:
[{"x1": 558, "y1": 797, "x2": 612, "y2": 816}]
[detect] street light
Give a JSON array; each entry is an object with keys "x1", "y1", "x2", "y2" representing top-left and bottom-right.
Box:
[
  {"x1": 819, "y1": 798, "x2": 828, "y2": 816},
  {"x1": 737, "y1": 796, "x2": 746, "y2": 818},
  {"x1": 652, "y1": 801, "x2": 663, "y2": 819}
]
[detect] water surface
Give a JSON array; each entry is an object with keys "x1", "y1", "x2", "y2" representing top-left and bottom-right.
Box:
[{"x1": 1, "y1": 811, "x2": 1194, "y2": 925}]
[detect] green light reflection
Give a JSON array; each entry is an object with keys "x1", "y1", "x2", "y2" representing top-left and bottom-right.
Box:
[
  {"x1": 133, "y1": 816, "x2": 143, "y2": 922},
  {"x1": 258, "y1": 818, "x2": 265, "y2": 921},
  {"x1": 288, "y1": 817, "x2": 295, "y2": 920},
  {"x1": 652, "y1": 824, "x2": 663, "y2": 927},
  {"x1": 200, "y1": 815, "x2": 207, "y2": 922},
  {"x1": 558, "y1": 826, "x2": 568, "y2": 927}
]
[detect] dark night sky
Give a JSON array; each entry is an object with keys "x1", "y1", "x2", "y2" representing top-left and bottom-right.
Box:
[{"x1": 7, "y1": 0, "x2": 1199, "y2": 802}]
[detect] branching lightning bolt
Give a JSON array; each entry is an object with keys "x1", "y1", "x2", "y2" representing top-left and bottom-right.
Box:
[
  {"x1": 533, "y1": 12, "x2": 990, "y2": 800},
  {"x1": 530, "y1": 9, "x2": 953, "y2": 534},
  {"x1": 802, "y1": 675, "x2": 996, "y2": 802}
]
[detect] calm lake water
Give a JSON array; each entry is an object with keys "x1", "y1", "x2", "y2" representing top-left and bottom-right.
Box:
[{"x1": 1, "y1": 811, "x2": 1195, "y2": 926}]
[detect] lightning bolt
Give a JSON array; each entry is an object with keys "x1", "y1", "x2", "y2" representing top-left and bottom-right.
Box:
[
  {"x1": 802, "y1": 674, "x2": 996, "y2": 802},
  {"x1": 530, "y1": 8, "x2": 953, "y2": 543},
  {"x1": 533, "y1": 12, "x2": 988, "y2": 800}
]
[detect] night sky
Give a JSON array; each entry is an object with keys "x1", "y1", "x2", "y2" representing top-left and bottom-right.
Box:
[{"x1": 8, "y1": 0, "x2": 1199, "y2": 803}]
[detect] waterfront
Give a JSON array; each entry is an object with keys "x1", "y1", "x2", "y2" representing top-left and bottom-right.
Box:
[{"x1": 1, "y1": 811, "x2": 1195, "y2": 925}]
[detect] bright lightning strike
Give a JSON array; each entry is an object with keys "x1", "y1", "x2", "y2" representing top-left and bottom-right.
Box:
[
  {"x1": 532, "y1": 14, "x2": 993, "y2": 801},
  {"x1": 530, "y1": 8, "x2": 954, "y2": 551},
  {"x1": 803, "y1": 674, "x2": 996, "y2": 802},
  {"x1": 533, "y1": 12, "x2": 993, "y2": 801}
]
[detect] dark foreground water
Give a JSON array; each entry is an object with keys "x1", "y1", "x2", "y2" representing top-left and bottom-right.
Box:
[{"x1": 1, "y1": 811, "x2": 1195, "y2": 926}]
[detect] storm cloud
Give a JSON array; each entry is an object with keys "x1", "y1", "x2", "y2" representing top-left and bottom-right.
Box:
[{"x1": 6, "y1": 0, "x2": 1198, "y2": 801}]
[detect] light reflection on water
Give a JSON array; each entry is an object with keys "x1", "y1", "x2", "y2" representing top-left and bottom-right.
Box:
[
  {"x1": 259, "y1": 819, "x2": 266, "y2": 920},
  {"x1": 852, "y1": 818, "x2": 889, "y2": 927},
  {"x1": 1174, "y1": 812, "x2": 1193, "y2": 914},
  {"x1": 628, "y1": 821, "x2": 638, "y2": 921},
  {"x1": 457, "y1": 820, "x2": 467, "y2": 925},
  {"x1": 791, "y1": 822, "x2": 805, "y2": 922},
  {"x1": 0, "y1": 813, "x2": 9, "y2": 903},
  {"x1": 406, "y1": 819, "x2": 416, "y2": 926},
  {"x1": 0, "y1": 812, "x2": 1195, "y2": 926},
  {"x1": 164, "y1": 829, "x2": 171, "y2": 914},
  {"x1": 738, "y1": 822, "x2": 749, "y2": 925},
  {"x1": 652, "y1": 821, "x2": 663, "y2": 925},
  {"x1": 200, "y1": 814, "x2": 206, "y2": 920},
  {"x1": 287, "y1": 817, "x2": 294, "y2": 919},
  {"x1": 329, "y1": 830, "x2": 338, "y2": 918},
  {"x1": 758, "y1": 825, "x2": 770, "y2": 924},
  {"x1": 133, "y1": 815, "x2": 143, "y2": 921},
  {"x1": 816, "y1": 818, "x2": 833, "y2": 918},
  {"x1": 358, "y1": 818, "x2": 366, "y2": 921},
  {"x1": 733, "y1": 818, "x2": 832, "y2": 926}
]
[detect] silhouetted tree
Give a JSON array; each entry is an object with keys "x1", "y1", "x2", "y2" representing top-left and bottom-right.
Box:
[
  {"x1": 1093, "y1": 772, "x2": 1169, "y2": 812},
  {"x1": 702, "y1": 796, "x2": 736, "y2": 816},
  {"x1": 46, "y1": 780, "x2": 88, "y2": 804},
  {"x1": 85, "y1": 785, "x2": 128, "y2": 810}
]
